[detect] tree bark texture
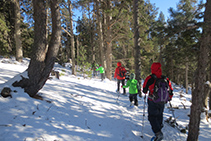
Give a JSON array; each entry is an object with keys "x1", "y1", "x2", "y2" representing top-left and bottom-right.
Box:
[
  {"x1": 13, "y1": 0, "x2": 61, "y2": 97},
  {"x1": 185, "y1": 61, "x2": 189, "y2": 94},
  {"x1": 105, "y1": 0, "x2": 112, "y2": 80},
  {"x1": 95, "y1": 0, "x2": 104, "y2": 68},
  {"x1": 68, "y1": 0, "x2": 76, "y2": 75},
  {"x1": 187, "y1": 0, "x2": 211, "y2": 140},
  {"x1": 14, "y1": 0, "x2": 23, "y2": 62},
  {"x1": 133, "y1": 0, "x2": 141, "y2": 83}
]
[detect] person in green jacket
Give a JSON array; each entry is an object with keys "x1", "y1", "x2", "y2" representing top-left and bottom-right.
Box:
[
  {"x1": 122, "y1": 73, "x2": 141, "y2": 106},
  {"x1": 95, "y1": 64, "x2": 105, "y2": 81}
]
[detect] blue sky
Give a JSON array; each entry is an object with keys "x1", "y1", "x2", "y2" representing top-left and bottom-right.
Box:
[
  {"x1": 150, "y1": 0, "x2": 206, "y2": 20},
  {"x1": 150, "y1": 0, "x2": 178, "y2": 19}
]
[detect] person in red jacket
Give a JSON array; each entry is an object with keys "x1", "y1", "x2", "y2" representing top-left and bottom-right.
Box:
[
  {"x1": 114, "y1": 62, "x2": 127, "y2": 94},
  {"x1": 142, "y1": 62, "x2": 173, "y2": 141}
]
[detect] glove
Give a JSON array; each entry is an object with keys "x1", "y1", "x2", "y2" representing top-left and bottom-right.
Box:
[{"x1": 168, "y1": 94, "x2": 173, "y2": 101}]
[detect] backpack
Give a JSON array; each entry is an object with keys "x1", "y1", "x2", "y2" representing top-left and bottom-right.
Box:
[
  {"x1": 150, "y1": 74, "x2": 170, "y2": 104},
  {"x1": 118, "y1": 67, "x2": 126, "y2": 78}
]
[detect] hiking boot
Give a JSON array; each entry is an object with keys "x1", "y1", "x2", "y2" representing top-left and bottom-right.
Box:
[{"x1": 154, "y1": 131, "x2": 163, "y2": 141}]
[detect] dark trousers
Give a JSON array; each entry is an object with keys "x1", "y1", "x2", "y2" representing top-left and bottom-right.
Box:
[
  {"x1": 147, "y1": 99, "x2": 165, "y2": 134},
  {"x1": 100, "y1": 73, "x2": 105, "y2": 81},
  {"x1": 93, "y1": 70, "x2": 97, "y2": 76},
  {"x1": 117, "y1": 79, "x2": 126, "y2": 94},
  {"x1": 129, "y1": 94, "x2": 138, "y2": 106}
]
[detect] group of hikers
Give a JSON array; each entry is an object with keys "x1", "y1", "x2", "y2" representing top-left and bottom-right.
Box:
[{"x1": 93, "y1": 61, "x2": 174, "y2": 141}]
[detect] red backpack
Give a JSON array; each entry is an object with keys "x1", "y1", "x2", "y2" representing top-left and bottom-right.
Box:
[{"x1": 118, "y1": 67, "x2": 126, "y2": 78}]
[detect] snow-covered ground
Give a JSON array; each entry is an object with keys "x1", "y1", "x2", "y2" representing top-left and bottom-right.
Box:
[{"x1": 0, "y1": 57, "x2": 210, "y2": 141}]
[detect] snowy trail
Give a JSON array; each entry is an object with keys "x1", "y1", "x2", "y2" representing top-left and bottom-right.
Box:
[{"x1": 0, "y1": 59, "x2": 210, "y2": 141}]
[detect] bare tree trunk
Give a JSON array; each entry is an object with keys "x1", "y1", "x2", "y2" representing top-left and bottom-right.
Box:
[
  {"x1": 96, "y1": 0, "x2": 104, "y2": 67},
  {"x1": 185, "y1": 61, "x2": 189, "y2": 94},
  {"x1": 66, "y1": 21, "x2": 71, "y2": 60},
  {"x1": 12, "y1": 0, "x2": 61, "y2": 97},
  {"x1": 187, "y1": 1, "x2": 211, "y2": 140},
  {"x1": 76, "y1": 36, "x2": 79, "y2": 72},
  {"x1": 88, "y1": 3, "x2": 95, "y2": 63},
  {"x1": 68, "y1": 0, "x2": 76, "y2": 75},
  {"x1": 133, "y1": 0, "x2": 141, "y2": 84},
  {"x1": 14, "y1": 0, "x2": 23, "y2": 62},
  {"x1": 105, "y1": 0, "x2": 112, "y2": 80}
]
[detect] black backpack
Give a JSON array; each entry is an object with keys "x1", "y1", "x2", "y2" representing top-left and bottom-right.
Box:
[
  {"x1": 149, "y1": 74, "x2": 170, "y2": 104},
  {"x1": 118, "y1": 67, "x2": 126, "y2": 78}
]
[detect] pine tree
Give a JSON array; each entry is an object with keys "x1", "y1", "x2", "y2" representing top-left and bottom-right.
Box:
[
  {"x1": 187, "y1": 0, "x2": 211, "y2": 140},
  {"x1": 13, "y1": 0, "x2": 61, "y2": 97}
]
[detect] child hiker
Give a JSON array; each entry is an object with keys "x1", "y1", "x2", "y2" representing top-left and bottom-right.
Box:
[
  {"x1": 122, "y1": 73, "x2": 141, "y2": 106},
  {"x1": 95, "y1": 64, "x2": 105, "y2": 81}
]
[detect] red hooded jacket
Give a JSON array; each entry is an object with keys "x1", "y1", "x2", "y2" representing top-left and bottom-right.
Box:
[
  {"x1": 142, "y1": 62, "x2": 173, "y2": 100},
  {"x1": 114, "y1": 62, "x2": 127, "y2": 80}
]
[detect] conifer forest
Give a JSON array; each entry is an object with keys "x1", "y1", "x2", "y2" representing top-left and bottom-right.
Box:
[{"x1": 0, "y1": 0, "x2": 210, "y2": 140}]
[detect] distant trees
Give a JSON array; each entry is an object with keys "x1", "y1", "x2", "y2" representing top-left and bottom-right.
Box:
[{"x1": 0, "y1": 0, "x2": 33, "y2": 59}]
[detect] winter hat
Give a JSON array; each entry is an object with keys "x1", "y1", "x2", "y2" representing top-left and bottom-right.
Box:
[
  {"x1": 130, "y1": 73, "x2": 135, "y2": 79},
  {"x1": 151, "y1": 62, "x2": 162, "y2": 78},
  {"x1": 117, "y1": 62, "x2": 121, "y2": 67}
]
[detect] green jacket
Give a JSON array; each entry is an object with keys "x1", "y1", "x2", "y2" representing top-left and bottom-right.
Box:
[
  {"x1": 123, "y1": 79, "x2": 140, "y2": 94},
  {"x1": 96, "y1": 66, "x2": 105, "y2": 74}
]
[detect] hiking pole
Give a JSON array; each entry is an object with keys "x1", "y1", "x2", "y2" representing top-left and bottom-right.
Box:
[{"x1": 140, "y1": 94, "x2": 146, "y2": 138}]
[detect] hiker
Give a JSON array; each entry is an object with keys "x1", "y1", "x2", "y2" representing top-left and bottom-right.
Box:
[
  {"x1": 91, "y1": 61, "x2": 99, "y2": 77},
  {"x1": 114, "y1": 62, "x2": 127, "y2": 94},
  {"x1": 95, "y1": 64, "x2": 105, "y2": 81},
  {"x1": 142, "y1": 62, "x2": 173, "y2": 141},
  {"x1": 122, "y1": 73, "x2": 141, "y2": 106}
]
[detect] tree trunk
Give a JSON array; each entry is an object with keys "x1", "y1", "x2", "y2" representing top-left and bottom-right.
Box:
[
  {"x1": 133, "y1": 0, "x2": 141, "y2": 84},
  {"x1": 187, "y1": 1, "x2": 211, "y2": 140},
  {"x1": 14, "y1": 0, "x2": 23, "y2": 62},
  {"x1": 204, "y1": 83, "x2": 210, "y2": 108},
  {"x1": 105, "y1": 0, "x2": 112, "y2": 80},
  {"x1": 12, "y1": 0, "x2": 61, "y2": 97},
  {"x1": 96, "y1": 0, "x2": 104, "y2": 67},
  {"x1": 185, "y1": 61, "x2": 189, "y2": 94},
  {"x1": 68, "y1": 0, "x2": 76, "y2": 75},
  {"x1": 76, "y1": 36, "x2": 79, "y2": 71}
]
